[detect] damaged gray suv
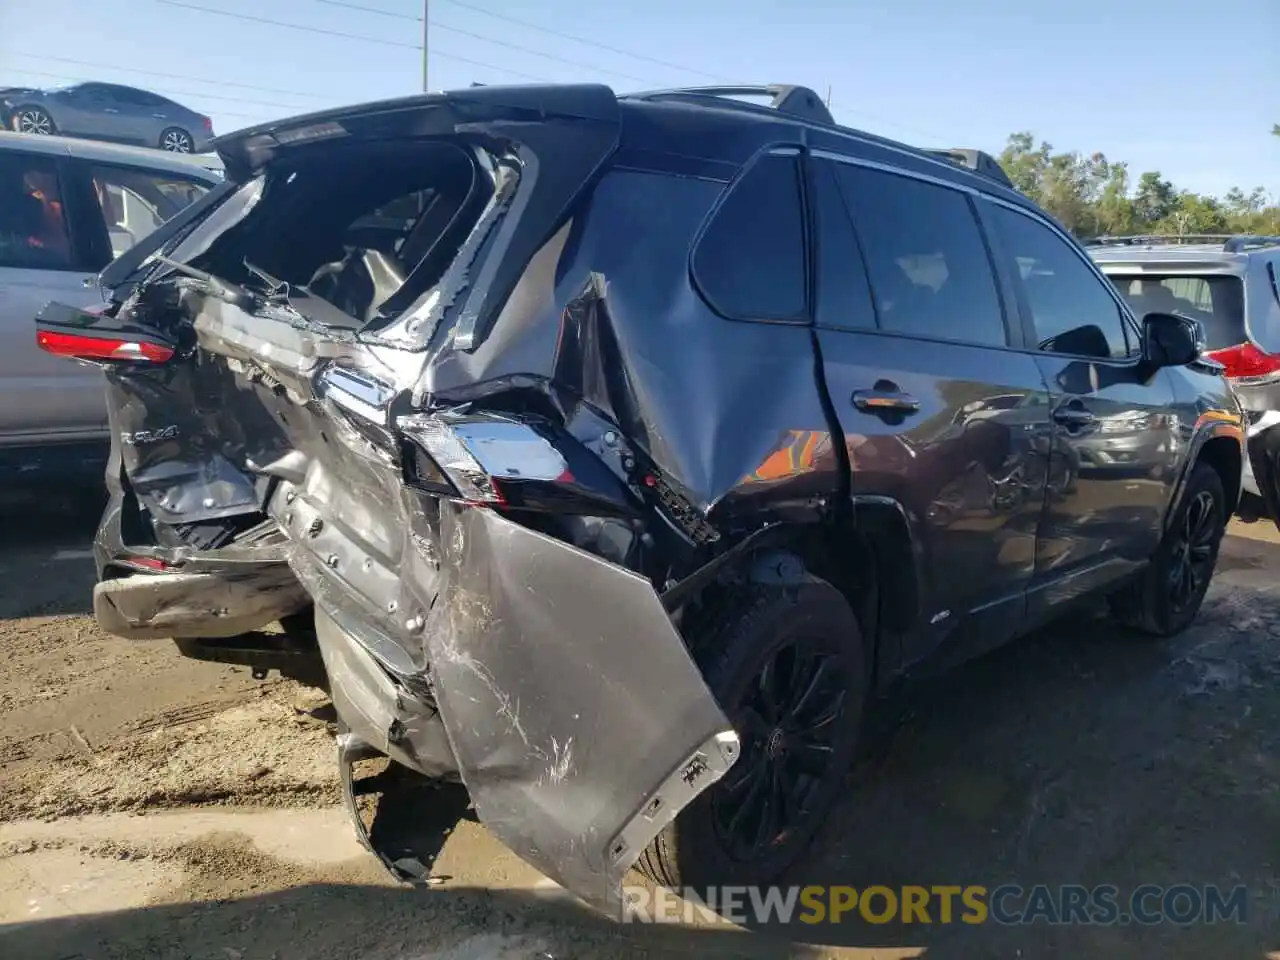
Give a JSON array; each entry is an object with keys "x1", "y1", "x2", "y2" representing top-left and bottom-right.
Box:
[{"x1": 35, "y1": 83, "x2": 1259, "y2": 915}]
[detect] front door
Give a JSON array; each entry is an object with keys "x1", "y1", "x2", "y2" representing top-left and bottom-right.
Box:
[
  {"x1": 978, "y1": 198, "x2": 1179, "y2": 617},
  {"x1": 811, "y1": 157, "x2": 1053, "y2": 669}
]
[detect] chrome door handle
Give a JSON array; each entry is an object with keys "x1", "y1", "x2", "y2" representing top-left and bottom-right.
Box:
[
  {"x1": 103, "y1": 108, "x2": 119, "y2": 113},
  {"x1": 852, "y1": 389, "x2": 921, "y2": 414}
]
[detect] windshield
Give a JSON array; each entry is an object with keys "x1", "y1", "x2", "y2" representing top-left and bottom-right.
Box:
[{"x1": 1106, "y1": 274, "x2": 1246, "y2": 350}]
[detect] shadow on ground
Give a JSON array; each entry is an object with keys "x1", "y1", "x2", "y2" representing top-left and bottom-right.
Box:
[
  {"x1": 1, "y1": 883, "x2": 905, "y2": 960},
  {"x1": 0, "y1": 483, "x2": 104, "y2": 619},
  {"x1": 750, "y1": 534, "x2": 1280, "y2": 956}
]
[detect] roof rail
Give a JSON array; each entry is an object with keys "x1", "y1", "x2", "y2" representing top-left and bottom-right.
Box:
[
  {"x1": 920, "y1": 148, "x2": 1013, "y2": 190},
  {"x1": 1224, "y1": 235, "x2": 1280, "y2": 252},
  {"x1": 620, "y1": 86, "x2": 1018, "y2": 191},
  {"x1": 621, "y1": 84, "x2": 835, "y2": 125},
  {"x1": 1086, "y1": 234, "x2": 1280, "y2": 251}
]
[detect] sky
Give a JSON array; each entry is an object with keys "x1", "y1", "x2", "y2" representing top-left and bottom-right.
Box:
[{"x1": 1, "y1": 0, "x2": 1276, "y2": 198}]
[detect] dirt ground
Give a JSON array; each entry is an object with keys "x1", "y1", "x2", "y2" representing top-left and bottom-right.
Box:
[{"x1": 0, "y1": 489, "x2": 1277, "y2": 959}]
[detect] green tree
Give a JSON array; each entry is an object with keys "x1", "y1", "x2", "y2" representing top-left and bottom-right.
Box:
[
  {"x1": 997, "y1": 132, "x2": 1277, "y2": 240},
  {"x1": 1133, "y1": 172, "x2": 1176, "y2": 226}
]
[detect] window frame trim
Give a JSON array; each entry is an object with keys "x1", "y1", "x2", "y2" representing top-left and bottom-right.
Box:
[{"x1": 688, "y1": 144, "x2": 813, "y2": 327}]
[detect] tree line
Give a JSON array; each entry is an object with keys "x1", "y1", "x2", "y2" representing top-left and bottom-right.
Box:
[{"x1": 996, "y1": 125, "x2": 1280, "y2": 240}]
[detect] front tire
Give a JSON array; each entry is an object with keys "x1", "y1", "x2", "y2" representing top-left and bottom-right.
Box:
[
  {"x1": 637, "y1": 577, "x2": 866, "y2": 891},
  {"x1": 13, "y1": 106, "x2": 55, "y2": 136},
  {"x1": 160, "y1": 127, "x2": 194, "y2": 153},
  {"x1": 1110, "y1": 462, "x2": 1225, "y2": 636}
]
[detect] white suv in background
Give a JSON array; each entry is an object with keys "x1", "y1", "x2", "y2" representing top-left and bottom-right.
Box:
[
  {"x1": 1089, "y1": 234, "x2": 1280, "y2": 520},
  {"x1": 0, "y1": 131, "x2": 219, "y2": 482}
]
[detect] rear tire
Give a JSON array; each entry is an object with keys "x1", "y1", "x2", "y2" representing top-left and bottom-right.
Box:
[
  {"x1": 13, "y1": 105, "x2": 55, "y2": 136},
  {"x1": 636, "y1": 577, "x2": 866, "y2": 891},
  {"x1": 1110, "y1": 462, "x2": 1225, "y2": 636}
]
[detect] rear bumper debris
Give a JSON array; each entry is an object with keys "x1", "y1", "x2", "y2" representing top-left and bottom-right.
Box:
[{"x1": 93, "y1": 568, "x2": 309, "y2": 640}]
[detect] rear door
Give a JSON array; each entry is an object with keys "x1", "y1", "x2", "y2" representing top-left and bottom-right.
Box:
[
  {"x1": 811, "y1": 156, "x2": 1053, "y2": 668},
  {"x1": 979, "y1": 199, "x2": 1179, "y2": 610},
  {"x1": 0, "y1": 147, "x2": 107, "y2": 446}
]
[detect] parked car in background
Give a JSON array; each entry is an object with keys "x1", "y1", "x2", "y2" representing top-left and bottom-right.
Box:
[
  {"x1": 1089, "y1": 235, "x2": 1280, "y2": 520},
  {"x1": 0, "y1": 131, "x2": 220, "y2": 481},
  {"x1": 33, "y1": 83, "x2": 1257, "y2": 918},
  {"x1": 1, "y1": 82, "x2": 215, "y2": 153}
]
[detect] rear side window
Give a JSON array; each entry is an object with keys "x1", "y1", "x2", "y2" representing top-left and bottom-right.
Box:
[
  {"x1": 0, "y1": 152, "x2": 75, "y2": 270},
  {"x1": 834, "y1": 165, "x2": 1008, "y2": 347},
  {"x1": 88, "y1": 164, "x2": 212, "y2": 260},
  {"x1": 1106, "y1": 274, "x2": 1245, "y2": 350},
  {"x1": 692, "y1": 154, "x2": 808, "y2": 322}
]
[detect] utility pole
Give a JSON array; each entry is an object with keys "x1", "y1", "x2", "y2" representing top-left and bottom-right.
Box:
[{"x1": 421, "y1": 0, "x2": 430, "y2": 92}]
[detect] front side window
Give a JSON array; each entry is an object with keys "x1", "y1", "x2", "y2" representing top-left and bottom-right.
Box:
[
  {"x1": 692, "y1": 153, "x2": 808, "y2": 322},
  {"x1": 89, "y1": 164, "x2": 212, "y2": 258},
  {"x1": 987, "y1": 204, "x2": 1132, "y2": 359},
  {"x1": 0, "y1": 152, "x2": 74, "y2": 270},
  {"x1": 834, "y1": 165, "x2": 1008, "y2": 347}
]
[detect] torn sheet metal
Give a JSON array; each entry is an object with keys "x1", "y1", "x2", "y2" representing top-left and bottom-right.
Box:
[{"x1": 421, "y1": 504, "x2": 738, "y2": 916}]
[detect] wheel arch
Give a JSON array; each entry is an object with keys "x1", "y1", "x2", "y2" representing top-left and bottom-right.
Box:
[{"x1": 715, "y1": 498, "x2": 923, "y2": 691}]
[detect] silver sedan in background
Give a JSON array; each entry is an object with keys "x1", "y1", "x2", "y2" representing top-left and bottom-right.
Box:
[{"x1": 2, "y1": 82, "x2": 215, "y2": 153}]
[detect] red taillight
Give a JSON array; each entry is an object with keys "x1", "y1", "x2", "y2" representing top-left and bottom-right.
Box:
[
  {"x1": 36, "y1": 330, "x2": 173, "y2": 364},
  {"x1": 202, "y1": 116, "x2": 213, "y2": 131},
  {"x1": 122, "y1": 555, "x2": 171, "y2": 572},
  {"x1": 1205, "y1": 342, "x2": 1280, "y2": 381}
]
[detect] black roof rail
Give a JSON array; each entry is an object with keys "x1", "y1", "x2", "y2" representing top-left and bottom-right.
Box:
[
  {"x1": 621, "y1": 84, "x2": 835, "y2": 125},
  {"x1": 619, "y1": 86, "x2": 1019, "y2": 191},
  {"x1": 1224, "y1": 235, "x2": 1280, "y2": 252},
  {"x1": 1086, "y1": 234, "x2": 1233, "y2": 247},
  {"x1": 920, "y1": 148, "x2": 1013, "y2": 190},
  {"x1": 1086, "y1": 234, "x2": 1280, "y2": 252}
]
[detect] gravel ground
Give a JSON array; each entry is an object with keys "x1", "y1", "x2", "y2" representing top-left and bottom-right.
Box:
[{"x1": 0, "y1": 488, "x2": 1277, "y2": 959}]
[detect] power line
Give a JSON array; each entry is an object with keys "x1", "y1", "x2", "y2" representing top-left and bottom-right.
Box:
[
  {"x1": 154, "y1": 0, "x2": 556, "y2": 82},
  {"x1": 157, "y1": 0, "x2": 422, "y2": 49},
  {"x1": 12, "y1": 53, "x2": 328, "y2": 102},
  {"x1": 429, "y1": 22, "x2": 651, "y2": 84},
  {"x1": 439, "y1": 0, "x2": 725, "y2": 82},
  {"x1": 302, "y1": 0, "x2": 653, "y2": 84},
  {"x1": 313, "y1": 0, "x2": 418, "y2": 19}
]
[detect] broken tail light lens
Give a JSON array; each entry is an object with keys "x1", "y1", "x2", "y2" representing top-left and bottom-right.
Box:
[
  {"x1": 1206, "y1": 342, "x2": 1280, "y2": 382},
  {"x1": 402, "y1": 415, "x2": 574, "y2": 505},
  {"x1": 36, "y1": 329, "x2": 174, "y2": 364}
]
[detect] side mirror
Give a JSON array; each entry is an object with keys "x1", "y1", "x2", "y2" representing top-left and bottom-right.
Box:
[{"x1": 1141, "y1": 312, "x2": 1202, "y2": 369}]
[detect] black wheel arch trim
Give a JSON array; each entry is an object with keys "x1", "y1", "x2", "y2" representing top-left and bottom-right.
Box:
[{"x1": 1167, "y1": 420, "x2": 1245, "y2": 533}]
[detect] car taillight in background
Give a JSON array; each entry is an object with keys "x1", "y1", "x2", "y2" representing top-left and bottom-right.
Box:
[
  {"x1": 201, "y1": 116, "x2": 213, "y2": 132},
  {"x1": 1205, "y1": 342, "x2": 1280, "y2": 382}
]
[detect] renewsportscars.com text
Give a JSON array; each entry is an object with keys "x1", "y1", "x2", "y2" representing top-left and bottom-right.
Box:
[{"x1": 622, "y1": 884, "x2": 1249, "y2": 926}]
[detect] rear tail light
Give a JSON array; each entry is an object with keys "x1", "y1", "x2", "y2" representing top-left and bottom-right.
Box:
[
  {"x1": 1205, "y1": 342, "x2": 1280, "y2": 382},
  {"x1": 402, "y1": 415, "x2": 574, "y2": 505},
  {"x1": 37, "y1": 329, "x2": 174, "y2": 364},
  {"x1": 202, "y1": 116, "x2": 213, "y2": 131}
]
